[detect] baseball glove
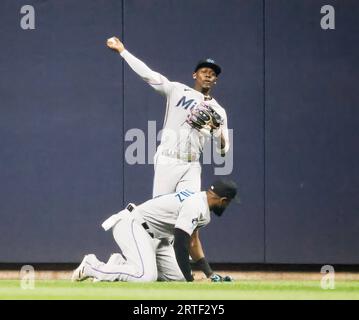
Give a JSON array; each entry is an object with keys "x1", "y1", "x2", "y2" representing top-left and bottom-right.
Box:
[{"x1": 186, "y1": 103, "x2": 223, "y2": 135}]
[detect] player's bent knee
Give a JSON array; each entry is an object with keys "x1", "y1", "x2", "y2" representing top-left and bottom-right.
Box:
[{"x1": 141, "y1": 269, "x2": 158, "y2": 282}]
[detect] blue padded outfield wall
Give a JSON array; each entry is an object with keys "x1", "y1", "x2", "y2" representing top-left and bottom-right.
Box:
[{"x1": 0, "y1": 0, "x2": 358, "y2": 263}]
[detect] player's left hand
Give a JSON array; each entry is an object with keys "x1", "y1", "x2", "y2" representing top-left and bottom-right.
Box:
[
  {"x1": 186, "y1": 103, "x2": 223, "y2": 134},
  {"x1": 210, "y1": 273, "x2": 233, "y2": 282}
]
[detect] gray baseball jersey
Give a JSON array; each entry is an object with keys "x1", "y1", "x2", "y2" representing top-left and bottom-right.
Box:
[
  {"x1": 121, "y1": 50, "x2": 230, "y2": 156},
  {"x1": 133, "y1": 190, "x2": 211, "y2": 239}
]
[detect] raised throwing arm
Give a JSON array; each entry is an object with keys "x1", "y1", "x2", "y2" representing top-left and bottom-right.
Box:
[{"x1": 107, "y1": 36, "x2": 172, "y2": 95}]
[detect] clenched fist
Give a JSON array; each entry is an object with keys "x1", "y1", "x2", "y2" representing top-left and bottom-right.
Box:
[{"x1": 106, "y1": 37, "x2": 125, "y2": 53}]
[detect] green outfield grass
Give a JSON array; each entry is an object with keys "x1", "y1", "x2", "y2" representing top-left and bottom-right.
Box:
[{"x1": 1, "y1": 280, "x2": 359, "y2": 300}]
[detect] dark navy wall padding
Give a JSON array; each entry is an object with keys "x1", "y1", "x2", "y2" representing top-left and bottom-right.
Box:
[
  {"x1": 0, "y1": 0, "x2": 358, "y2": 264},
  {"x1": 265, "y1": 0, "x2": 359, "y2": 263},
  {"x1": 0, "y1": 0, "x2": 124, "y2": 262}
]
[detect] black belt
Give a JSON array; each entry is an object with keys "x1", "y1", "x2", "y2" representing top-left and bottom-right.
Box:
[{"x1": 126, "y1": 204, "x2": 154, "y2": 239}]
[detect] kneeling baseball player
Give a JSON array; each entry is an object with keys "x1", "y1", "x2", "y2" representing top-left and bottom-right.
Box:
[{"x1": 72, "y1": 179, "x2": 238, "y2": 282}]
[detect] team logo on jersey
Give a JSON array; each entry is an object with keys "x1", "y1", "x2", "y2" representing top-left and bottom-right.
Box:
[
  {"x1": 176, "y1": 96, "x2": 198, "y2": 110},
  {"x1": 192, "y1": 218, "x2": 199, "y2": 226}
]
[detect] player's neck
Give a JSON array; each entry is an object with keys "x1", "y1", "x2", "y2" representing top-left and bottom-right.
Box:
[{"x1": 194, "y1": 85, "x2": 212, "y2": 100}]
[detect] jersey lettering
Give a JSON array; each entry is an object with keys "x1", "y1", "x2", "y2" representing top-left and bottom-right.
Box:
[
  {"x1": 175, "y1": 189, "x2": 195, "y2": 202},
  {"x1": 175, "y1": 96, "x2": 198, "y2": 110}
]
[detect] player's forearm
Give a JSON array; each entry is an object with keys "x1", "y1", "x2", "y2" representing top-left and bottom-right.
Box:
[
  {"x1": 194, "y1": 258, "x2": 213, "y2": 278},
  {"x1": 120, "y1": 49, "x2": 161, "y2": 84},
  {"x1": 220, "y1": 134, "x2": 226, "y2": 152},
  {"x1": 214, "y1": 129, "x2": 230, "y2": 156},
  {"x1": 189, "y1": 233, "x2": 205, "y2": 261},
  {"x1": 190, "y1": 232, "x2": 213, "y2": 278},
  {"x1": 190, "y1": 244, "x2": 204, "y2": 262},
  {"x1": 174, "y1": 228, "x2": 194, "y2": 282}
]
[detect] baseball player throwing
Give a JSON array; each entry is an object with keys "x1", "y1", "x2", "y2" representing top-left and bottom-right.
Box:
[
  {"x1": 72, "y1": 179, "x2": 238, "y2": 282},
  {"x1": 106, "y1": 37, "x2": 230, "y2": 198}
]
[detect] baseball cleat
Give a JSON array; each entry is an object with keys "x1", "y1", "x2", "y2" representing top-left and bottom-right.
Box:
[{"x1": 71, "y1": 254, "x2": 93, "y2": 282}]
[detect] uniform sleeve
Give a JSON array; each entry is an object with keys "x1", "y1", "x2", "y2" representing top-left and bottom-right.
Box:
[
  {"x1": 120, "y1": 49, "x2": 173, "y2": 96},
  {"x1": 213, "y1": 109, "x2": 230, "y2": 154},
  {"x1": 173, "y1": 228, "x2": 194, "y2": 282},
  {"x1": 175, "y1": 198, "x2": 201, "y2": 236}
]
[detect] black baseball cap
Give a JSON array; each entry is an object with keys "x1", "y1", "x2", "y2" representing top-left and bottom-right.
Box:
[
  {"x1": 194, "y1": 58, "x2": 221, "y2": 76},
  {"x1": 210, "y1": 179, "x2": 240, "y2": 203}
]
